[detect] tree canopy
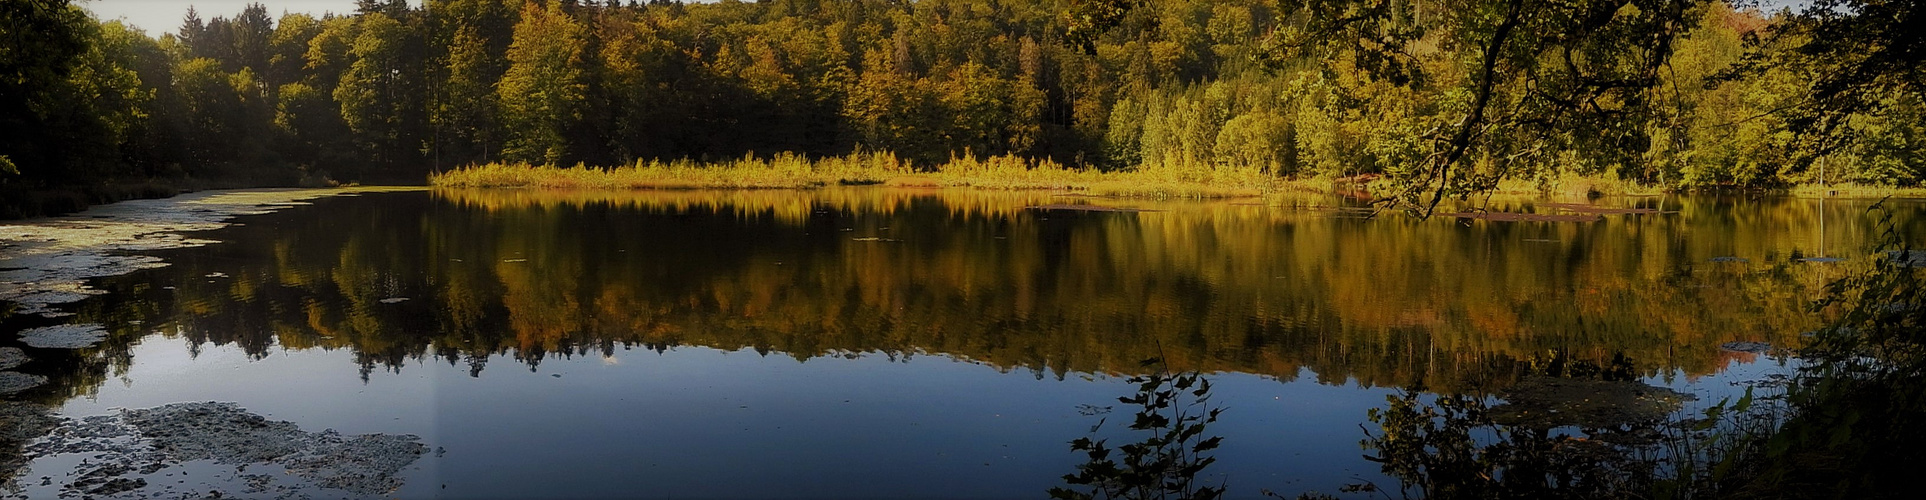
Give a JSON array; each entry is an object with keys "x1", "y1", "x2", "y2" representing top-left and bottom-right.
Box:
[{"x1": 0, "y1": 0, "x2": 1920, "y2": 208}]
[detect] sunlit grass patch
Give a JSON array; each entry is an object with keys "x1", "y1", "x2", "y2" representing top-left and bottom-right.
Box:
[
  {"x1": 431, "y1": 152, "x2": 1335, "y2": 199},
  {"x1": 1789, "y1": 183, "x2": 1926, "y2": 199},
  {"x1": 428, "y1": 152, "x2": 908, "y2": 189},
  {"x1": 1483, "y1": 174, "x2": 1668, "y2": 198}
]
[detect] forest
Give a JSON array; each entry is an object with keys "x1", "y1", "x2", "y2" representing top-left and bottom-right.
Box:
[
  {"x1": 8, "y1": 1, "x2": 1926, "y2": 497},
  {"x1": 1, "y1": 0, "x2": 1920, "y2": 217}
]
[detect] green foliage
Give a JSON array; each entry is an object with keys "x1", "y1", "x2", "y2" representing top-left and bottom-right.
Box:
[
  {"x1": 430, "y1": 0, "x2": 515, "y2": 166},
  {"x1": 1267, "y1": 0, "x2": 1713, "y2": 215},
  {"x1": 1, "y1": 0, "x2": 113, "y2": 185},
  {"x1": 1729, "y1": 201, "x2": 1926, "y2": 497},
  {"x1": 498, "y1": 0, "x2": 587, "y2": 165},
  {"x1": 275, "y1": 81, "x2": 353, "y2": 175},
  {"x1": 1724, "y1": 0, "x2": 1925, "y2": 161},
  {"x1": 267, "y1": 13, "x2": 322, "y2": 88},
  {"x1": 1807, "y1": 203, "x2": 1926, "y2": 372},
  {"x1": 3, "y1": 0, "x2": 1924, "y2": 216},
  {"x1": 335, "y1": 12, "x2": 424, "y2": 173}
]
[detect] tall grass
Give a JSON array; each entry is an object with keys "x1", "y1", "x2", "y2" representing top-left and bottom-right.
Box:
[
  {"x1": 429, "y1": 152, "x2": 1327, "y2": 198},
  {"x1": 428, "y1": 152, "x2": 909, "y2": 189},
  {"x1": 1788, "y1": 182, "x2": 1926, "y2": 199}
]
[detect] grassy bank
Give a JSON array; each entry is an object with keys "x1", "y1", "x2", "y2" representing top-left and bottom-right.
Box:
[
  {"x1": 1789, "y1": 183, "x2": 1926, "y2": 199},
  {"x1": 429, "y1": 152, "x2": 1338, "y2": 199},
  {"x1": 432, "y1": 152, "x2": 1926, "y2": 202}
]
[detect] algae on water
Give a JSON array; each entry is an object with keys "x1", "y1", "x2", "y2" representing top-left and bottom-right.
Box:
[
  {"x1": 11, "y1": 402, "x2": 427, "y2": 498},
  {"x1": 14, "y1": 324, "x2": 106, "y2": 349},
  {"x1": 0, "y1": 373, "x2": 46, "y2": 395},
  {"x1": 0, "y1": 349, "x2": 25, "y2": 371}
]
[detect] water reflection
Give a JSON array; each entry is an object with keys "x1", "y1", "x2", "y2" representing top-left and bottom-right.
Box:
[
  {"x1": 1052, "y1": 366, "x2": 1228, "y2": 500},
  {"x1": 0, "y1": 188, "x2": 1903, "y2": 497},
  {"x1": 21, "y1": 188, "x2": 1879, "y2": 403}
]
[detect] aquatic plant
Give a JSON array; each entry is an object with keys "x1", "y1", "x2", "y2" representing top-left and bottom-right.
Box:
[
  {"x1": 1725, "y1": 200, "x2": 1926, "y2": 497},
  {"x1": 427, "y1": 151, "x2": 1307, "y2": 199}
]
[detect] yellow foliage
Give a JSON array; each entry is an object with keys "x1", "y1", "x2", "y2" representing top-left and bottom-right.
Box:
[{"x1": 429, "y1": 151, "x2": 1326, "y2": 199}]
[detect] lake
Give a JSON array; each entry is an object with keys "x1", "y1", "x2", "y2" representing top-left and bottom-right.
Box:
[{"x1": 1, "y1": 187, "x2": 1899, "y2": 498}]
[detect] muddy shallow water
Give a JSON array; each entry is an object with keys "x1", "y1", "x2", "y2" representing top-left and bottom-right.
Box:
[{"x1": 1, "y1": 188, "x2": 1903, "y2": 498}]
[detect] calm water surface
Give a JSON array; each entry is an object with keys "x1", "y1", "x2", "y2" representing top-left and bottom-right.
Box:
[{"x1": 7, "y1": 188, "x2": 1909, "y2": 498}]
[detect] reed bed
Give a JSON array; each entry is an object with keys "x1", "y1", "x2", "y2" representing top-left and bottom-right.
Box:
[
  {"x1": 1788, "y1": 183, "x2": 1926, "y2": 199},
  {"x1": 428, "y1": 152, "x2": 904, "y2": 189},
  {"x1": 430, "y1": 152, "x2": 1331, "y2": 199}
]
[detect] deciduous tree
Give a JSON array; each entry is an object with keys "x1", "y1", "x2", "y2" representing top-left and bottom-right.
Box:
[{"x1": 498, "y1": 0, "x2": 588, "y2": 165}]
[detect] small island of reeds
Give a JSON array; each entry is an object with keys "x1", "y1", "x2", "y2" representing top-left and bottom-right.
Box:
[{"x1": 428, "y1": 152, "x2": 1336, "y2": 199}]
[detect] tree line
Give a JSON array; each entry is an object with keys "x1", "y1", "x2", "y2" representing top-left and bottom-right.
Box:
[{"x1": 0, "y1": 0, "x2": 1919, "y2": 197}]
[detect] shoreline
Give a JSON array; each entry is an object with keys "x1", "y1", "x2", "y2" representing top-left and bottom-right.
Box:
[
  {"x1": 428, "y1": 155, "x2": 1926, "y2": 201},
  {"x1": 0, "y1": 187, "x2": 424, "y2": 319},
  {"x1": 428, "y1": 153, "x2": 1338, "y2": 199}
]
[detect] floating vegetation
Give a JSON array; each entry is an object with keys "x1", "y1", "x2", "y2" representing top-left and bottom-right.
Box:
[
  {"x1": 14, "y1": 324, "x2": 107, "y2": 349},
  {"x1": 17, "y1": 402, "x2": 427, "y2": 498},
  {"x1": 0, "y1": 372, "x2": 47, "y2": 394},
  {"x1": 0, "y1": 402, "x2": 57, "y2": 483},
  {"x1": 1488, "y1": 377, "x2": 1694, "y2": 430},
  {"x1": 0, "y1": 348, "x2": 25, "y2": 371}
]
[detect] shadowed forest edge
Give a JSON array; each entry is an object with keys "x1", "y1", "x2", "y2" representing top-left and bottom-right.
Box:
[{"x1": 3, "y1": 0, "x2": 1923, "y2": 217}]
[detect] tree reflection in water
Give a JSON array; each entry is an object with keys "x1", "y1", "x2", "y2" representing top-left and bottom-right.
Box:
[
  {"x1": 32, "y1": 187, "x2": 1859, "y2": 404},
  {"x1": 1054, "y1": 351, "x2": 1754, "y2": 499},
  {"x1": 1052, "y1": 360, "x2": 1226, "y2": 500},
  {"x1": 4, "y1": 188, "x2": 1902, "y2": 497},
  {"x1": 1046, "y1": 201, "x2": 1926, "y2": 499}
]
